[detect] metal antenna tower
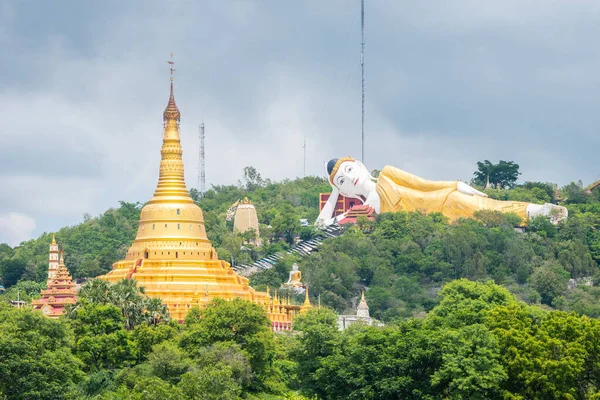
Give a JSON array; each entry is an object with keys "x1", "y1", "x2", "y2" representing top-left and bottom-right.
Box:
[
  {"x1": 198, "y1": 123, "x2": 206, "y2": 194},
  {"x1": 361, "y1": 0, "x2": 365, "y2": 164},
  {"x1": 303, "y1": 136, "x2": 307, "y2": 178}
]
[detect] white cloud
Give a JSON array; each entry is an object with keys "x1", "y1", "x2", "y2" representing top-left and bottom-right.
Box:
[{"x1": 0, "y1": 212, "x2": 36, "y2": 246}]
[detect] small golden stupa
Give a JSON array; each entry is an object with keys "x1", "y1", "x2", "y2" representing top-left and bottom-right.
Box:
[
  {"x1": 32, "y1": 236, "x2": 77, "y2": 318},
  {"x1": 98, "y1": 60, "x2": 298, "y2": 327}
]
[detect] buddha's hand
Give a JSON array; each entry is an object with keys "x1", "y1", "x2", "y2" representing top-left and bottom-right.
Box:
[
  {"x1": 457, "y1": 181, "x2": 488, "y2": 197},
  {"x1": 315, "y1": 187, "x2": 340, "y2": 227}
]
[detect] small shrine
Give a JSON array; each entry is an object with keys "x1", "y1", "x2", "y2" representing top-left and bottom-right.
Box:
[
  {"x1": 338, "y1": 290, "x2": 380, "y2": 330},
  {"x1": 32, "y1": 236, "x2": 77, "y2": 318}
]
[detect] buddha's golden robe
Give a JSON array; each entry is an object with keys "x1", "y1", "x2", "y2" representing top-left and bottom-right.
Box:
[{"x1": 376, "y1": 165, "x2": 530, "y2": 222}]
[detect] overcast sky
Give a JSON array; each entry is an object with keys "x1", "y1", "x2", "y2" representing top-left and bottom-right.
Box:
[{"x1": 1, "y1": 0, "x2": 599, "y2": 246}]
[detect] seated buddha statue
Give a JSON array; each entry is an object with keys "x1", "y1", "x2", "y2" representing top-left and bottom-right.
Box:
[
  {"x1": 316, "y1": 157, "x2": 568, "y2": 227},
  {"x1": 285, "y1": 263, "x2": 303, "y2": 289}
]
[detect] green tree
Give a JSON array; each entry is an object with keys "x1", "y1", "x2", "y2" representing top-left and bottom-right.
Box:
[
  {"x1": 179, "y1": 366, "x2": 242, "y2": 400},
  {"x1": 126, "y1": 376, "x2": 184, "y2": 400},
  {"x1": 0, "y1": 280, "x2": 44, "y2": 303},
  {"x1": 110, "y1": 279, "x2": 148, "y2": 330},
  {"x1": 529, "y1": 261, "x2": 569, "y2": 305},
  {"x1": 69, "y1": 301, "x2": 133, "y2": 371},
  {"x1": 271, "y1": 204, "x2": 302, "y2": 245},
  {"x1": 0, "y1": 305, "x2": 84, "y2": 399},
  {"x1": 431, "y1": 324, "x2": 506, "y2": 399},
  {"x1": 241, "y1": 166, "x2": 266, "y2": 191},
  {"x1": 485, "y1": 304, "x2": 599, "y2": 399},
  {"x1": 562, "y1": 181, "x2": 590, "y2": 204},
  {"x1": 291, "y1": 308, "x2": 340, "y2": 398},
  {"x1": 528, "y1": 215, "x2": 557, "y2": 238},
  {"x1": 180, "y1": 299, "x2": 276, "y2": 391},
  {"x1": 144, "y1": 297, "x2": 170, "y2": 327},
  {"x1": 473, "y1": 160, "x2": 495, "y2": 188},
  {"x1": 427, "y1": 279, "x2": 516, "y2": 329},
  {"x1": 0, "y1": 258, "x2": 27, "y2": 287},
  {"x1": 147, "y1": 342, "x2": 192, "y2": 384},
  {"x1": 129, "y1": 323, "x2": 179, "y2": 363},
  {"x1": 473, "y1": 160, "x2": 520, "y2": 189},
  {"x1": 77, "y1": 278, "x2": 169, "y2": 330},
  {"x1": 193, "y1": 343, "x2": 254, "y2": 390}
]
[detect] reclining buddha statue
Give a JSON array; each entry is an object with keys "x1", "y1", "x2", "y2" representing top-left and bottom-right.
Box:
[{"x1": 316, "y1": 157, "x2": 568, "y2": 227}]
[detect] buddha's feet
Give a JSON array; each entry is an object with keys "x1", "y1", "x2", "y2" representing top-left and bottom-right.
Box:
[{"x1": 527, "y1": 203, "x2": 568, "y2": 225}]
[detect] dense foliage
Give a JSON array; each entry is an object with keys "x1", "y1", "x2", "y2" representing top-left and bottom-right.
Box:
[
  {"x1": 1, "y1": 163, "x2": 600, "y2": 398},
  {"x1": 471, "y1": 160, "x2": 521, "y2": 189},
  {"x1": 2, "y1": 280, "x2": 600, "y2": 399},
  {"x1": 293, "y1": 280, "x2": 600, "y2": 400},
  {"x1": 2, "y1": 166, "x2": 600, "y2": 321},
  {"x1": 253, "y1": 205, "x2": 600, "y2": 321}
]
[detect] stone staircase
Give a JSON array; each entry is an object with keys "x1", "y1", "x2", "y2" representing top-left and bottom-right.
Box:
[{"x1": 233, "y1": 224, "x2": 342, "y2": 276}]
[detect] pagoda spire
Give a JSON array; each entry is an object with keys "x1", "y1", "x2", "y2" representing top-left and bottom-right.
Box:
[
  {"x1": 33, "y1": 244, "x2": 77, "y2": 319},
  {"x1": 163, "y1": 53, "x2": 180, "y2": 122},
  {"x1": 152, "y1": 53, "x2": 190, "y2": 200},
  {"x1": 300, "y1": 285, "x2": 312, "y2": 313},
  {"x1": 357, "y1": 289, "x2": 370, "y2": 318},
  {"x1": 47, "y1": 235, "x2": 60, "y2": 279}
]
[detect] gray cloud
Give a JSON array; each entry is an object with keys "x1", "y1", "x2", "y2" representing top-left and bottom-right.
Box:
[{"x1": 0, "y1": 0, "x2": 599, "y2": 245}]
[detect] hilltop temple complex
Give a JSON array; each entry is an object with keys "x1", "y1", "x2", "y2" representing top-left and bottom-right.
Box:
[
  {"x1": 32, "y1": 236, "x2": 77, "y2": 318},
  {"x1": 97, "y1": 69, "x2": 305, "y2": 327}
]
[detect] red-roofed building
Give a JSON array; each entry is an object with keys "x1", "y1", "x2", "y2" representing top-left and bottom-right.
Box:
[
  {"x1": 338, "y1": 204, "x2": 376, "y2": 225},
  {"x1": 32, "y1": 236, "x2": 77, "y2": 319}
]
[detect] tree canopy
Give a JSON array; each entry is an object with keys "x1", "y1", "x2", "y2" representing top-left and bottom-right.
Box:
[
  {"x1": 472, "y1": 160, "x2": 521, "y2": 189},
  {"x1": 1, "y1": 165, "x2": 600, "y2": 398}
]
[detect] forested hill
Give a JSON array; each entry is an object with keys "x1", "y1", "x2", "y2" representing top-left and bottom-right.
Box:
[
  {"x1": 0, "y1": 168, "x2": 331, "y2": 285},
  {"x1": 2, "y1": 166, "x2": 600, "y2": 321}
]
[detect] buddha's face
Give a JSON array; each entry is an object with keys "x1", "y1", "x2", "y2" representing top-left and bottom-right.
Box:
[{"x1": 332, "y1": 160, "x2": 372, "y2": 198}]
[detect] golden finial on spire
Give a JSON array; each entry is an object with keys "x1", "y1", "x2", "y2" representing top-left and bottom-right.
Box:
[
  {"x1": 163, "y1": 52, "x2": 180, "y2": 122},
  {"x1": 168, "y1": 52, "x2": 175, "y2": 82},
  {"x1": 51, "y1": 234, "x2": 56, "y2": 245}
]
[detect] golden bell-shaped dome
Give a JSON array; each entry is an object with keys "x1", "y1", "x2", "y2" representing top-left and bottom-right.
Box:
[
  {"x1": 123, "y1": 75, "x2": 211, "y2": 262},
  {"x1": 98, "y1": 66, "x2": 275, "y2": 322}
]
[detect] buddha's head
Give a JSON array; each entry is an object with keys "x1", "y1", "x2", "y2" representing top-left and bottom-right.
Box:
[{"x1": 327, "y1": 157, "x2": 374, "y2": 199}]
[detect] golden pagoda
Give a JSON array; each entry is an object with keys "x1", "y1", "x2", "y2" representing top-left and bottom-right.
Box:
[
  {"x1": 98, "y1": 62, "x2": 298, "y2": 327},
  {"x1": 32, "y1": 237, "x2": 77, "y2": 318}
]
